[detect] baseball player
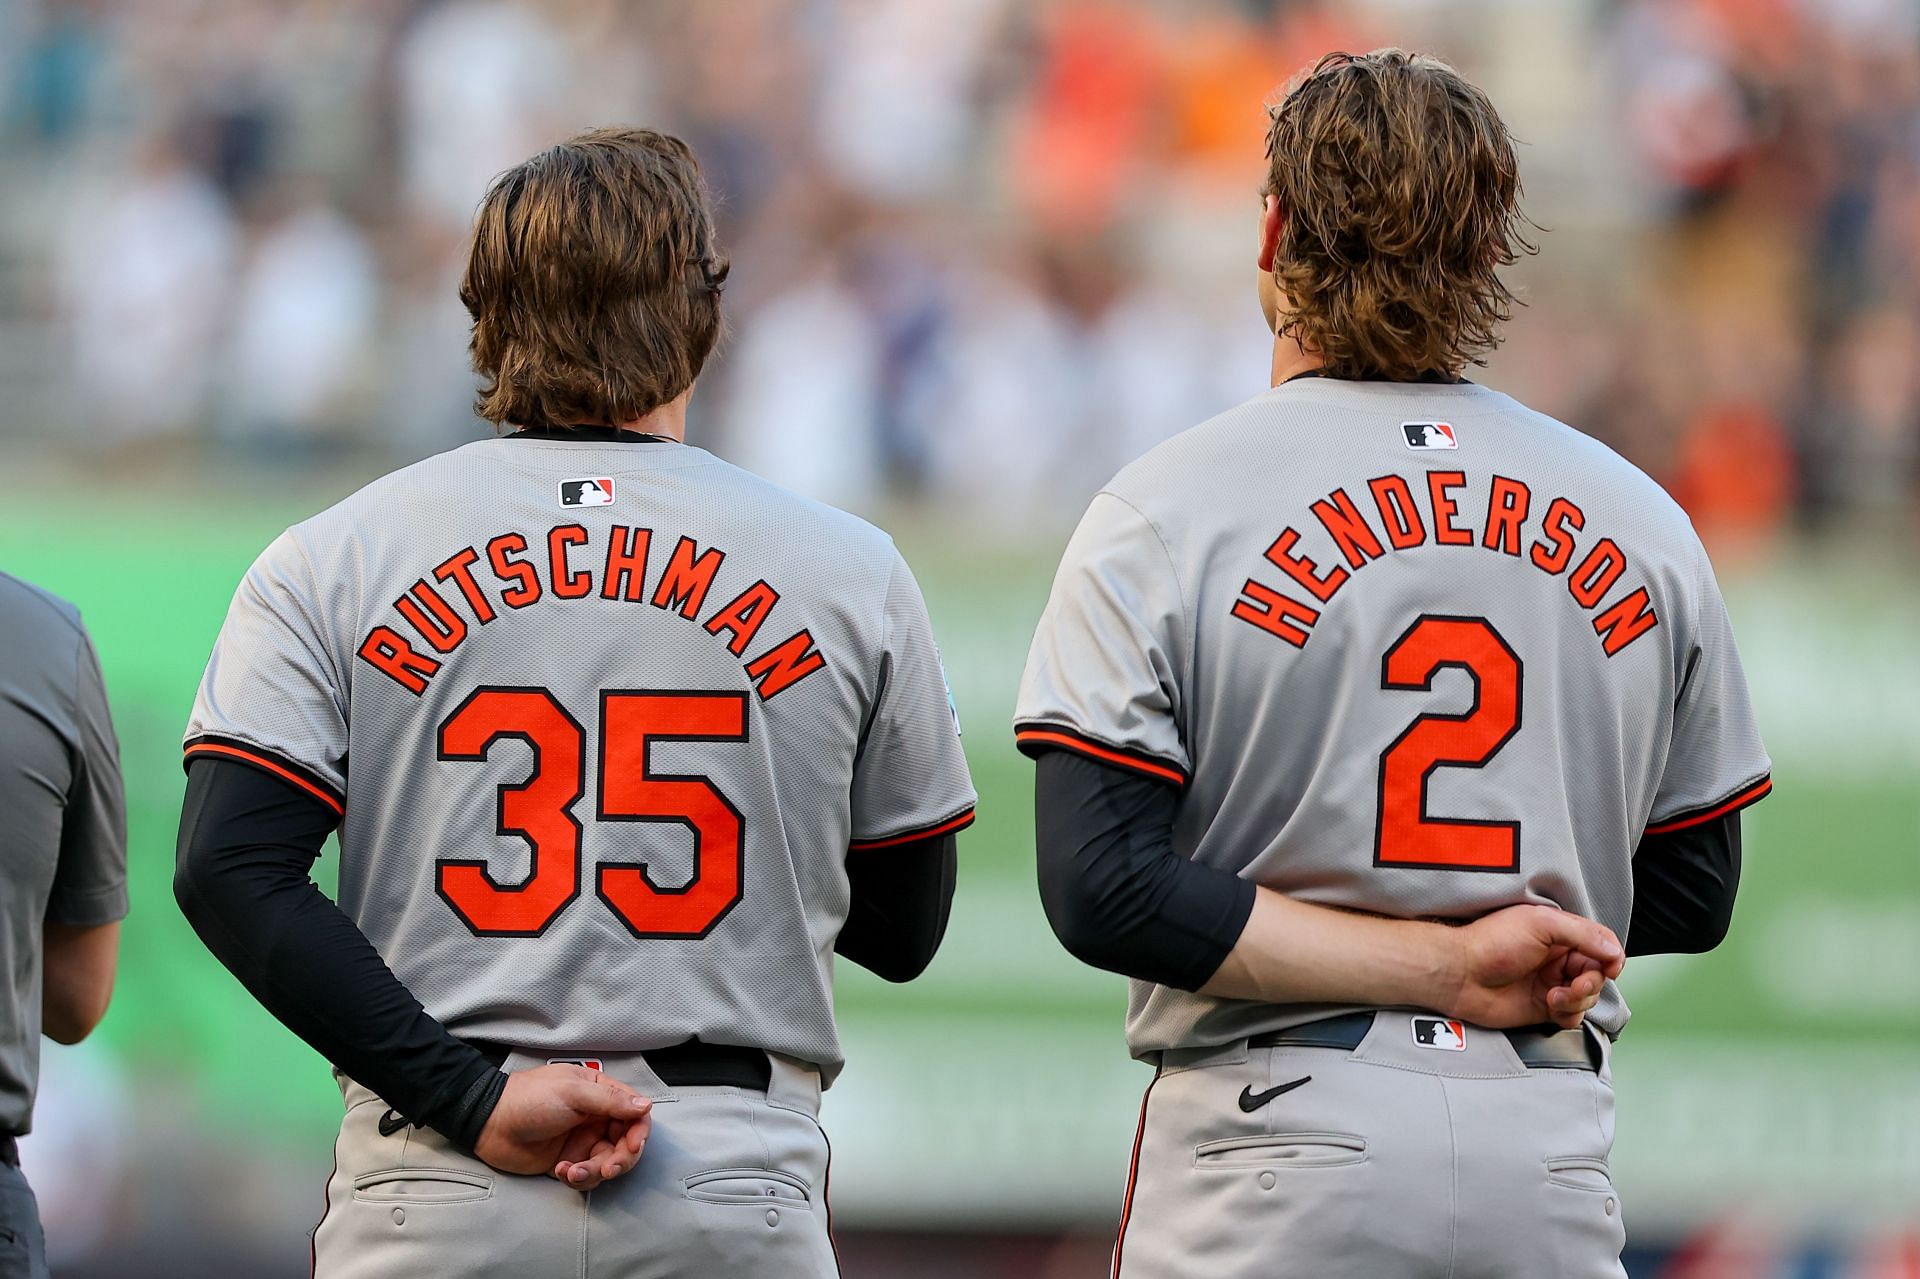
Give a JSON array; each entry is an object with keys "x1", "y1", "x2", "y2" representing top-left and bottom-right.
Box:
[
  {"x1": 1016, "y1": 51, "x2": 1767, "y2": 1278},
  {"x1": 0, "y1": 573, "x2": 127, "y2": 1279},
  {"x1": 174, "y1": 129, "x2": 974, "y2": 1278}
]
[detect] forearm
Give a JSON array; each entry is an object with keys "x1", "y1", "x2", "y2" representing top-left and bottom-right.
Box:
[
  {"x1": 175, "y1": 758, "x2": 505, "y2": 1150},
  {"x1": 41, "y1": 922, "x2": 120, "y2": 1043},
  {"x1": 1199, "y1": 888, "x2": 1460, "y2": 1008}
]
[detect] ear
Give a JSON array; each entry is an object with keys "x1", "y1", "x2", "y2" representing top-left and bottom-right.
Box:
[{"x1": 1257, "y1": 194, "x2": 1285, "y2": 273}]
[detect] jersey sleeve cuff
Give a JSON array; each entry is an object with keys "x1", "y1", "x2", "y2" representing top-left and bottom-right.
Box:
[
  {"x1": 183, "y1": 735, "x2": 346, "y2": 817},
  {"x1": 1013, "y1": 721, "x2": 1190, "y2": 788},
  {"x1": 848, "y1": 806, "x2": 976, "y2": 851},
  {"x1": 1644, "y1": 774, "x2": 1771, "y2": 836}
]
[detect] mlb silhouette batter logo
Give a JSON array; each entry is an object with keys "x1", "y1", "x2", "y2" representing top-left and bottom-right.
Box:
[
  {"x1": 1401, "y1": 421, "x2": 1458, "y2": 450},
  {"x1": 1410, "y1": 1016, "x2": 1468, "y2": 1050},
  {"x1": 559, "y1": 477, "x2": 616, "y2": 507}
]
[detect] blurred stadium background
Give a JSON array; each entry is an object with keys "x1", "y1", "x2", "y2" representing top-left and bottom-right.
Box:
[{"x1": 0, "y1": 0, "x2": 1916, "y2": 1274}]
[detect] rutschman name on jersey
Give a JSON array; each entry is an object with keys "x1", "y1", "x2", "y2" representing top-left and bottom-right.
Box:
[{"x1": 358, "y1": 522, "x2": 828, "y2": 702}]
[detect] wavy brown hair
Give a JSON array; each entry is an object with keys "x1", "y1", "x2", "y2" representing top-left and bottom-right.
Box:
[
  {"x1": 461, "y1": 128, "x2": 729, "y2": 431},
  {"x1": 1263, "y1": 50, "x2": 1534, "y2": 380}
]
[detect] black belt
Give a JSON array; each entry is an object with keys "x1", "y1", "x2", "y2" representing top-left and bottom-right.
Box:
[
  {"x1": 1249, "y1": 1012, "x2": 1602, "y2": 1071},
  {"x1": 0, "y1": 1134, "x2": 16, "y2": 1167},
  {"x1": 470, "y1": 1038, "x2": 773, "y2": 1092}
]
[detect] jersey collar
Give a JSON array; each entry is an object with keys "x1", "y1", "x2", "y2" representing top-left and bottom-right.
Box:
[{"x1": 507, "y1": 426, "x2": 679, "y2": 444}]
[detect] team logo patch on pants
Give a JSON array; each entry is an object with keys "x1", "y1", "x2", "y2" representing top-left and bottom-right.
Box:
[
  {"x1": 548, "y1": 1057, "x2": 604, "y2": 1071},
  {"x1": 1410, "y1": 1016, "x2": 1467, "y2": 1050}
]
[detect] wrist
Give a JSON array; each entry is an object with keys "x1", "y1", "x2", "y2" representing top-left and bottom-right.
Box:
[
  {"x1": 431, "y1": 1068, "x2": 510, "y2": 1155},
  {"x1": 1406, "y1": 920, "x2": 1467, "y2": 1016}
]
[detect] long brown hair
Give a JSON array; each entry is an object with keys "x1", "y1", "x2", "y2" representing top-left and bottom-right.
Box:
[
  {"x1": 1263, "y1": 50, "x2": 1534, "y2": 380},
  {"x1": 461, "y1": 128, "x2": 729, "y2": 430}
]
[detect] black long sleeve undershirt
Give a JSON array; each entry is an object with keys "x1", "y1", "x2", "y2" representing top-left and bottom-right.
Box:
[
  {"x1": 174, "y1": 757, "x2": 507, "y2": 1151},
  {"x1": 1032, "y1": 746, "x2": 1741, "y2": 985},
  {"x1": 1626, "y1": 813, "x2": 1741, "y2": 956},
  {"x1": 836, "y1": 835, "x2": 957, "y2": 981},
  {"x1": 1033, "y1": 750, "x2": 1256, "y2": 990}
]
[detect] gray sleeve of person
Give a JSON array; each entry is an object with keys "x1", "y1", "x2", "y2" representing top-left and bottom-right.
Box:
[
  {"x1": 183, "y1": 531, "x2": 349, "y2": 811},
  {"x1": 1646, "y1": 552, "x2": 1771, "y2": 833},
  {"x1": 846, "y1": 551, "x2": 977, "y2": 848},
  {"x1": 47, "y1": 627, "x2": 129, "y2": 928},
  {"x1": 1014, "y1": 492, "x2": 1191, "y2": 786}
]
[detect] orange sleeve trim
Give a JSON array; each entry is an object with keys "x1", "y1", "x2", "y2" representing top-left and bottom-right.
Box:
[
  {"x1": 1014, "y1": 728, "x2": 1189, "y2": 787},
  {"x1": 184, "y1": 742, "x2": 346, "y2": 816},
  {"x1": 1644, "y1": 776, "x2": 1771, "y2": 836},
  {"x1": 848, "y1": 808, "x2": 976, "y2": 851}
]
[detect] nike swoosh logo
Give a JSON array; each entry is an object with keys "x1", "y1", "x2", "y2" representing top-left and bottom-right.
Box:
[
  {"x1": 1238, "y1": 1076, "x2": 1312, "y2": 1113},
  {"x1": 378, "y1": 1109, "x2": 411, "y2": 1138}
]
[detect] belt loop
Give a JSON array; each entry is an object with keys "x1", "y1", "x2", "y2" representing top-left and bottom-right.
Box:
[{"x1": 763, "y1": 1053, "x2": 822, "y2": 1117}]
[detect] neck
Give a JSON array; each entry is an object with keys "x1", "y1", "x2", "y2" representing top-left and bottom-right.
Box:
[
  {"x1": 612, "y1": 389, "x2": 692, "y2": 442},
  {"x1": 1270, "y1": 335, "x2": 1324, "y2": 388}
]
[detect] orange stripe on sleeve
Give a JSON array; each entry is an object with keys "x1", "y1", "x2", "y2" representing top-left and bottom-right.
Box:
[
  {"x1": 184, "y1": 743, "x2": 346, "y2": 816},
  {"x1": 848, "y1": 809, "x2": 976, "y2": 851},
  {"x1": 1014, "y1": 730, "x2": 1188, "y2": 787},
  {"x1": 1644, "y1": 776, "x2": 1771, "y2": 836}
]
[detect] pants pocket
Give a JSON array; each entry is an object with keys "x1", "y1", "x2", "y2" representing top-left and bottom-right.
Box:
[
  {"x1": 1193, "y1": 1132, "x2": 1368, "y2": 1170},
  {"x1": 683, "y1": 1167, "x2": 813, "y2": 1209},
  {"x1": 1545, "y1": 1156, "x2": 1613, "y2": 1193},
  {"x1": 0, "y1": 1229, "x2": 27, "y2": 1279},
  {"x1": 352, "y1": 1167, "x2": 494, "y2": 1206},
  {"x1": 1543, "y1": 1154, "x2": 1627, "y2": 1278}
]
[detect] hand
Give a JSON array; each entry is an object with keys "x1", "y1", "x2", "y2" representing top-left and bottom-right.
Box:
[
  {"x1": 472, "y1": 1064, "x2": 653, "y2": 1191},
  {"x1": 1441, "y1": 904, "x2": 1625, "y2": 1031}
]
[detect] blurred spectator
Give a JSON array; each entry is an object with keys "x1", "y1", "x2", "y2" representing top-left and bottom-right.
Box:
[
  {"x1": 224, "y1": 185, "x2": 379, "y2": 455},
  {"x1": 395, "y1": 0, "x2": 572, "y2": 230},
  {"x1": 56, "y1": 138, "x2": 237, "y2": 441},
  {"x1": 0, "y1": 0, "x2": 1916, "y2": 535}
]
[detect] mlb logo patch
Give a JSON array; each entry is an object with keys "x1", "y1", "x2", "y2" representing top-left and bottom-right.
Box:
[
  {"x1": 1410, "y1": 1016, "x2": 1467, "y2": 1051},
  {"x1": 559, "y1": 478, "x2": 615, "y2": 507},
  {"x1": 548, "y1": 1057, "x2": 604, "y2": 1071},
  {"x1": 1402, "y1": 422, "x2": 1458, "y2": 450}
]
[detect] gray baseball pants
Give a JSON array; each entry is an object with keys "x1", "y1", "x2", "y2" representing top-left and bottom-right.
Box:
[
  {"x1": 313, "y1": 1048, "x2": 839, "y2": 1279},
  {"x1": 1113, "y1": 1013, "x2": 1627, "y2": 1279},
  {"x1": 0, "y1": 1150, "x2": 47, "y2": 1279}
]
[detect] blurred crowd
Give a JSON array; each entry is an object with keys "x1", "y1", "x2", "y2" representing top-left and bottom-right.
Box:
[{"x1": 1, "y1": 0, "x2": 1918, "y2": 541}]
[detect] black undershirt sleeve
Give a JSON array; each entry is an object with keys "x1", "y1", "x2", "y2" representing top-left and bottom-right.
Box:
[
  {"x1": 1032, "y1": 748, "x2": 1256, "y2": 990},
  {"x1": 834, "y1": 834, "x2": 957, "y2": 982},
  {"x1": 174, "y1": 757, "x2": 506, "y2": 1152},
  {"x1": 1626, "y1": 813, "x2": 1741, "y2": 957}
]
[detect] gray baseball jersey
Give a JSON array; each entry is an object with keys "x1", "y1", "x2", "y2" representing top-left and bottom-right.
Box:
[
  {"x1": 186, "y1": 436, "x2": 975, "y2": 1084},
  {"x1": 1016, "y1": 378, "x2": 1769, "y2": 1057},
  {"x1": 0, "y1": 573, "x2": 127, "y2": 1138}
]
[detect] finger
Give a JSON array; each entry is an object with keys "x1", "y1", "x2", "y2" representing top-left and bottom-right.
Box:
[
  {"x1": 1561, "y1": 951, "x2": 1602, "y2": 978},
  {"x1": 559, "y1": 1144, "x2": 616, "y2": 1190},
  {"x1": 558, "y1": 1163, "x2": 601, "y2": 1190},
  {"x1": 1547, "y1": 969, "x2": 1604, "y2": 1011},
  {"x1": 1537, "y1": 912, "x2": 1624, "y2": 972},
  {"x1": 578, "y1": 1135, "x2": 635, "y2": 1186},
  {"x1": 622, "y1": 1111, "x2": 651, "y2": 1156},
  {"x1": 559, "y1": 1078, "x2": 653, "y2": 1120}
]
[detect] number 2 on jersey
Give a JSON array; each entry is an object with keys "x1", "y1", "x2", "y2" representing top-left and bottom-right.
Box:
[
  {"x1": 436, "y1": 688, "x2": 747, "y2": 938},
  {"x1": 1375, "y1": 615, "x2": 1523, "y2": 871}
]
